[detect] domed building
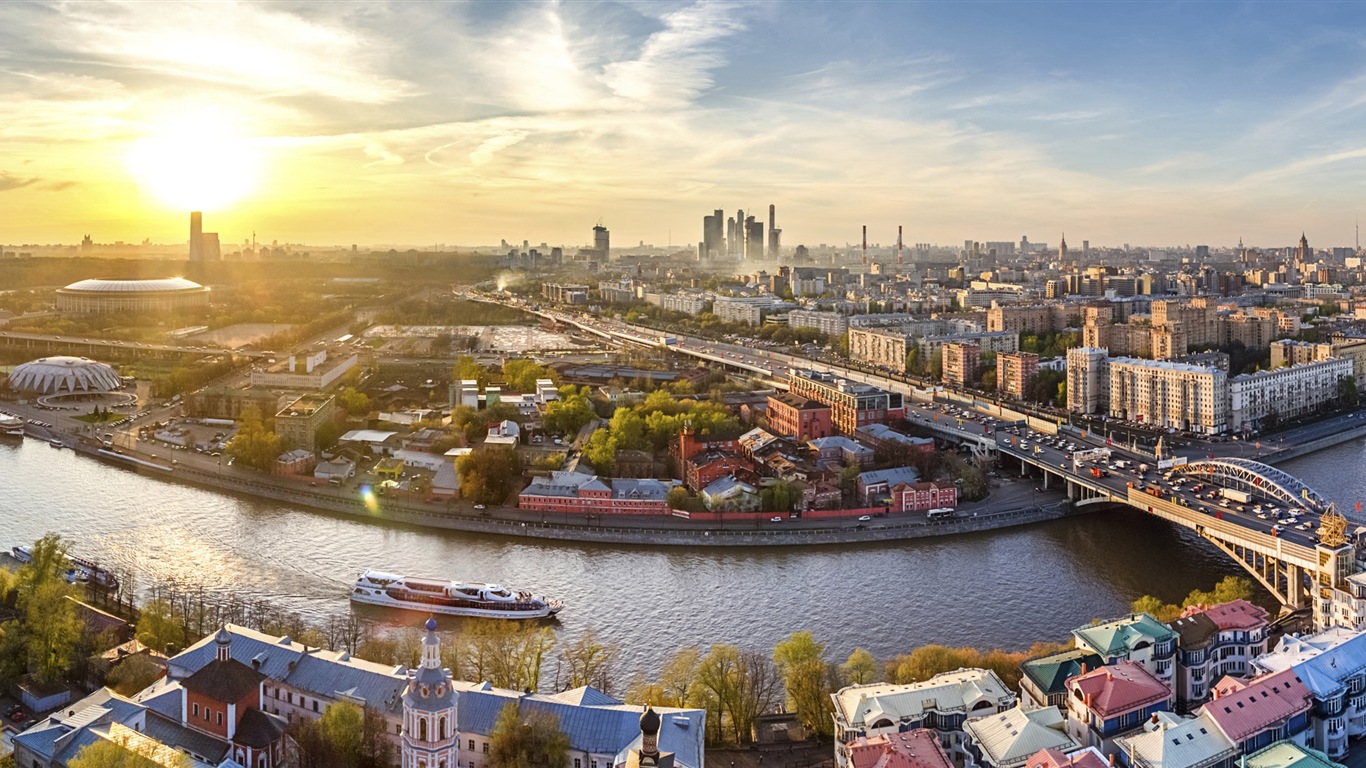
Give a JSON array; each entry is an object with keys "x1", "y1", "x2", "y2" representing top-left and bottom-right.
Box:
[
  {"x1": 56, "y1": 277, "x2": 210, "y2": 313},
  {"x1": 8, "y1": 356, "x2": 121, "y2": 394}
]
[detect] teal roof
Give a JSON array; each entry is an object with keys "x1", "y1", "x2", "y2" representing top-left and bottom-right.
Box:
[
  {"x1": 1072, "y1": 613, "x2": 1176, "y2": 656},
  {"x1": 1243, "y1": 741, "x2": 1346, "y2": 768},
  {"x1": 1021, "y1": 650, "x2": 1105, "y2": 696}
]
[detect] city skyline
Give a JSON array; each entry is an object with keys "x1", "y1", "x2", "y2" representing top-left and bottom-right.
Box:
[{"x1": 4, "y1": 1, "x2": 1366, "y2": 248}]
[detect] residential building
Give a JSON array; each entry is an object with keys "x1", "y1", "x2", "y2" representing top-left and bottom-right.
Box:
[
  {"x1": 1218, "y1": 315, "x2": 1278, "y2": 349},
  {"x1": 1067, "y1": 348, "x2": 1110, "y2": 415},
  {"x1": 1198, "y1": 668, "x2": 1313, "y2": 756},
  {"x1": 1116, "y1": 711, "x2": 1236, "y2": 768},
  {"x1": 997, "y1": 352, "x2": 1040, "y2": 398},
  {"x1": 788, "y1": 309, "x2": 850, "y2": 336},
  {"x1": 273, "y1": 393, "x2": 336, "y2": 451},
  {"x1": 844, "y1": 729, "x2": 955, "y2": 768},
  {"x1": 944, "y1": 343, "x2": 981, "y2": 387},
  {"x1": 790, "y1": 369, "x2": 905, "y2": 434},
  {"x1": 1168, "y1": 600, "x2": 1270, "y2": 713},
  {"x1": 598, "y1": 281, "x2": 636, "y2": 304},
  {"x1": 918, "y1": 332, "x2": 1019, "y2": 361},
  {"x1": 712, "y1": 296, "x2": 787, "y2": 325},
  {"x1": 1270, "y1": 340, "x2": 1333, "y2": 369},
  {"x1": 518, "y1": 469, "x2": 671, "y2": 515},
  {"x1": 542, "y1": 283, "x2": 590, "y2": 304},
  {"x1": 1228, "y1": 358, "x2": 1352, "y2": 433},
  {"x1": 1021, "y1": 746, "x2": 1110, "y2": 768},
  {"x1": 987, "y1": 305, "x2": 1071, "y2": 335},
  {"x1": 856, "y1": 467, "x2": 920, "y2": 505},
  {"x1": 767, "y1": 392, "x2": 834, "y2": 440},
  {"x1": 888, "y1": 482, "x2": 958, "y2": 514},
  {"x1": 1328, "y1": 336, "x2": 1366, "y2": 382},
  {"x1": 660, "y1": 293, "x2": 708, "y2": 315},
  {"x1": 1108, "y1": 358, "x2": 1228, "y2": 435},
  {"x1": 850, "y1": 327, "x2": 915, "y2": 371},
  {"x1": 1064, "y1": 661, "x2": 1173, "y2": 754},
  {"x1": 699, "y1": 476, "x2": 761, "y2": 512},
  {"x1": 683, "y1": 449, "x2": 753, "y2": 492},
  {"x1": 1241, "y1": 742, "x2": 1346, "y2": 768},
  {"x1": 855, "y1": 424, "x2": 935, "y2": 454},
  {"x1": 832, "y1": 670, "x2": 1018, "y2": 768},
  {"x1": 965, "y1": 706, "x2": 1080, "y2": 768},
  {"x1": 1072, "y1": 613, "x2": 1177, "y2": 684},
  {"x1": 1020, "y1": 650, "x2": 1104, "y2": 711},
  {"x1": 1249, "y1": 628, "x2": 1366, "y2": 759},
  {"x1": 807, "y1": 435, "x2": 875, "y2": 466}
]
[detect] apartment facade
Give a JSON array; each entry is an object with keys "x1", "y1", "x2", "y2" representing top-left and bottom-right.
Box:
[
  {"x1": 1066, "y1": 347, "x2": 1110, "y2": 415},
  {"x1": 1228, "y1": 358, "x2": 1352, "y2": 432},
  {"x1": 789, "y1": 369, "x2": 905, "y2": 433},
  {"x1": 787, "y1": 309, "x2": 850, "y2": 336},
  {"x1": 997, "y1": 352, "x2": 1040, "y2": 398},
  {"x1": 766, "y1": 392, "x2": 834, "y2": 440},
  {"x1": 944, "y1": 342, "x2": 981, "y2": 387},
  {"x1": 1108, "y1": 358, "x2": 1228, "y2": 435}
]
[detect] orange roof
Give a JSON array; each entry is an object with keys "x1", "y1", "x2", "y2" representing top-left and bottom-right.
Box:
[
  {"x1": 848, "y1": 730, "x2": 955, "y2": 768},
  {"x1": 1026, "y1": 747, "x2": 1110, "y2": 768},
  {"x1": 1067, "y1": 661, "x2": 1170, "y2": 717},
  {"x1": 1201, "y1": 668, "x2": 1311, "y2": 743},
  {"x1": 1199, "y1": 600, "x2": 1270, "y2": 631}
]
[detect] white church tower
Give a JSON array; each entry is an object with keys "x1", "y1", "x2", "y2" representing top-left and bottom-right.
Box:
[{"x1": 402, "y1": 618, "x2": 459, "y2": 768}]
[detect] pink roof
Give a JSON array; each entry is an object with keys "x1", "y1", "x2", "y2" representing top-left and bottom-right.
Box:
[
  {"x1": 1068, "y1": 661, "x2": 1171, "y2": 717},
  {"x1": 1200, "y1": 668, "x2": 1311, "y2": 742},
  {"x1": 1026, "y1": 748, "x2": 1110, "y2": 768},
  {"x1": 1199, "y1": 600, "x2": 1270, "y2": 631},
  {"x1": 848, "y1": 730, "x2": 955, "y2": 768}
]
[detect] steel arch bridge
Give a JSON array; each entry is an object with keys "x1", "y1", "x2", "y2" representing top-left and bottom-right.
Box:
[{"x1": 1176, "y1": 457, "x2": 1332, "y2": 514}]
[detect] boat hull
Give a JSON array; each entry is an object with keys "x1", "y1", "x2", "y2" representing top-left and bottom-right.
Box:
[{"x1": 350, "y1": 588, "x2": 559, "y2": 619}]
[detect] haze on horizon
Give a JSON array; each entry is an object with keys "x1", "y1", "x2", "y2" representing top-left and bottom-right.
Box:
[{"x1": 3, "y1": 0, "x2": 1366, "y2": 251}]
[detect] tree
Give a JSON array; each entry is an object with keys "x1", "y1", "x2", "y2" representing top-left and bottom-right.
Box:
[
  {"x1": 337, "y1": 387, "x2": 371, "y2": 416},
  {"x1": 502, "y1": 359, "x2": 553, "y2": 393},
  {"x1": 488, "y1": 702, "x2": 571, "y2": 768},
  {"x1": 840, "y1": 648, "x2": 877, "y2": 686},
  {"x1": 453, "y1": 356, "x2": 487, "y2": 387},
  {"x1": 106, "y1": 654, "x2": 164, "y2": 696},
  {"x1": 16, "y1": 534, "x2": 80, "y2": 686},
  {"x1": 694, "y1": 645, "x2": 780, "y2": 745},
  {"x1": 456, "y1": 447, "x2": 523, "y2": 505},
  {"x1": 773, "y1": 632, "x2": 832, "y2": 736},
  {"x1": 136, "y1": 599, "x2": 186, "y2": 655},
  {"x1": 226, "y1": 405, "x2": 282, "y2": 471},
  {"x1": 461, "y1": 620, "x2": 556, "y2": 692},
  {"x1": 556, "y1": 630, "x2": 618, "y2": 693},
  {"x1": 1130, "y1": 595, "x2": 1181, "y2": 623},
  {"x1": 291, "y1": 701, "x2": 395, "y2": 768}
]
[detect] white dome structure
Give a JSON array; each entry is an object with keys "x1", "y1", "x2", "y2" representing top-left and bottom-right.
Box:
[
  {"x1": 8, "y1": 357, "x2": 122, "y2": 394},
  {"x1": 56, "y1": 277, "x2": 209, "y2": 313}
]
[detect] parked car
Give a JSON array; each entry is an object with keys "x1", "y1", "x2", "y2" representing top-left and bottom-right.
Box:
[
  {"x1": 858, "y1": 515, "x2": 872, "y2": 521},
  {"x1": 769, "y1": 516, "x2": 783, "y2": 522}
]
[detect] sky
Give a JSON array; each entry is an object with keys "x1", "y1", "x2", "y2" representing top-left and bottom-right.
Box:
[{"x1": 4, "y1": 0, "x2": 1366, "y2": 250}]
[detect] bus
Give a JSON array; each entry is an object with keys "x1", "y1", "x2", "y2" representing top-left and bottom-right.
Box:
[{"x1": 927, "y1": 508, "x2": 955, "y2": 520}]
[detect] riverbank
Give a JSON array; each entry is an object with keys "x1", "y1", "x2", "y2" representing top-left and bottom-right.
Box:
[{"x1": 63, "y1": 436, "x2": 1081, "y2": 547}]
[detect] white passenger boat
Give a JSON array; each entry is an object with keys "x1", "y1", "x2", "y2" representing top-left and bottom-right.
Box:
[
  {"x1": 0, "y1": 414, "x2": 23, "y2": 437},
  {"x1": 350, "y1": 569, "x2": 562, "y2": 619}
]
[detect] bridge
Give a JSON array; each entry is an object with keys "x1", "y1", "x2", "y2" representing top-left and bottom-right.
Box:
[{"x1": 997, "y1": 434, "x2": 1356, "y2": 628}]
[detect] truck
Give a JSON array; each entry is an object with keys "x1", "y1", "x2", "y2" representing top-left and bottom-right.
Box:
[
  {"x1": 1090, "y1": 467, "x2": 1109, "y2": 478},
  {"x1": 1221, "y1": 488, "x2": 1252, "y2": 504},
  {"x1": 1138, "y1": 463, "x2": 1150, "y2": 474}
]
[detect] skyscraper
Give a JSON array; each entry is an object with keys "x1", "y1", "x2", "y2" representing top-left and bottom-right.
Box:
[
  {"x1": 767, "y1": 204, "x2": 779, "y2": 259},
  {"x1": 736, "y1": 209, "x2": 745, "y2": 257},
  {"x1": 703, "y1": 209, "x2": 724, "y2": 260},
  {"x1": 726, "y1": 216, "x2": 737, "y2": 258},
  {"x1": 189, "y1": 211, "x2": 203, "y2": 261},
  {"x1": 594, "y1": 224, "x2": 610, "y2": 261},
  {"x1": 1059, "y1": 233, "x2": 1068, "y2": 261},
  {"x1": 745, "y1": 215, "x2": 763, "y2": 260}
]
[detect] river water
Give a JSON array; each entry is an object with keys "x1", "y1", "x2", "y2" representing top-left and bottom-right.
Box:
[{"x1": 3, "y1": 437, "x2": 1362, "y2": 678}]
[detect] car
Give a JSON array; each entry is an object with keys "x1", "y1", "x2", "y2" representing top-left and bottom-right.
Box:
[
  {"x1": 6, "y1": 704, "x2": 25, "y2": 722},
  {"x1": 473, "y1": 504, "x2": 486, "y2": 510},
  {"x1": 1272, "y1": 524, "x2": 1284, "y2": 533},
  {"x1": 858, "y1": 515, "x2": 872, "y2": 521},
  {"x1": 770, "y1": 516, "x2": 784, "y2": 522}
]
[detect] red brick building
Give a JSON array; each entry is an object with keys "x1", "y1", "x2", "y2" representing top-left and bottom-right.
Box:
[
  {"x1": 997, "y1": 351, "x2": 1041, "y2": 398},
  {"x1": 888, "y1": 481, "x2": 958, "y2": 513},
  {"x1": 518, "y1": 470, "x2": 671, "y2": 514},
  {"x1": 684, "y1": 450, "x2": 753, "y2": 492},
  {"x1": 182, "y1": 629, "x2": 289, "y2": 768},
  {"x1": 788, "y1": 370, "x2": 905, "y2": 434},
  {"x1": 766, "y1": 392, "x2": 834, "y2": 440}
]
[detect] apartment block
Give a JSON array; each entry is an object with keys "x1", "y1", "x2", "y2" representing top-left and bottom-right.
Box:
[
  {"x1": 944, "y1": 342, "x2": 981, "y2": 386},
  {"x1": 1270, "y1": 340, "x2": 1332, "y2": 368},
  {"x1": 1066, "y1": 347, "x2": 1110, "y2": 415},
  {"x1": 789, "y1": 369, "x2": 905, "y2": 434},
  {"x1": 1108, "y1": 358, "x2": 1229, "y2": 435},
  {"x1": 997, "y1": 351, "x2": 1040, "y2": 398},
  {"x1": 787, "y1": 309, "x2": 849, "y2": 336},
  {"x1": 1228, "y1": 358, "x2": 1352, "y2": 432},
  {"x1": 987, "y1": 304, "x2": 1071, "y2": 335}
]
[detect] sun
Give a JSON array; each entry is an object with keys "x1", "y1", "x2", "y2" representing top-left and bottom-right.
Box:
[{"x1": 126, "y1": 115, "x2": 262, "y2": 212}]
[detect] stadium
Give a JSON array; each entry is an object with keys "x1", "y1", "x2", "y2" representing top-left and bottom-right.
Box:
[{"x1": 56, "y1": 277, "x2": 210, "y2": 313}]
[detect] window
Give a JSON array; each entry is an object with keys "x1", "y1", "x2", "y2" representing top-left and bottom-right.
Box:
[
  {"x1": 420, "y1": 719, "x2": 428, "y2": 741},
  {"x1": 469, "y1": 740, "x2": 475, "y2": 752},
  {"x1": 193, "y1": 703, "x2": 200, "y2": 718},
  {"x1": 312, "y1": 700, "x2": 319, "y2": 713},
  {"x1": 483, "y1": 743, "x2": 489, "y2": 755},
  {"x1": 440, "y1": 717, "x2": 447, "y2": 740},
  {"x1": 575, "y1": 760, "x2": 582, "y2": 768},
  {"x1": 217, "y1": 712, "x2": 223, "y2": 726}
]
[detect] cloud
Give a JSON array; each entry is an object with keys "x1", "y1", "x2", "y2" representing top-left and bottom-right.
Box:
[
  {"x1": 600, "y1": 2, "x2": 747, "y2": 109},
  {"x1": 0, "y1": 173, "x2": 39, "y2": 192},
  {"x1": 362, "y1": 141, "x2": 403, "y2": 167}
]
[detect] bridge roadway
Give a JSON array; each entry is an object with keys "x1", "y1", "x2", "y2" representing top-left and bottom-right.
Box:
[
  {"x1": 997, "y1": 431, "x2": 1336, "y2": 612},
  {"x1": 0, "y1": 329, "x2": 271, "y2": 359}
]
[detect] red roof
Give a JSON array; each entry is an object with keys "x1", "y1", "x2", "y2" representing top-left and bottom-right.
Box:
[
  {"x1": 1200, "y1": 668, "x2": 1311, "y2": 743},
  {"x1": 1199, "y1": 600, "x2": 1270, "y2": 631},
  {"x1": 1026, "y1": 747, "x2": 1110, "y2": 768},
  {"x1": 847, "y1": 730, "x2": 955, "y2": 768},
  {"x1": 1067, "y1": 661, "x2": 1171, "y2": 717}
]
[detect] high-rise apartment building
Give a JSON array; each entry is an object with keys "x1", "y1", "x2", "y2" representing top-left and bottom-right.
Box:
[
  {"x1": 745, "y1": 216, "x2": 763, "y2": 260},
  {"x1": 1108, "y1": 358, "x2": 1228, "y2": 435},
  {"x1": 593, "y1": 224, "x2": 610, "y2": 261},
  {"x1": 943, "y1": 343, "x2": 980, "y2": 386},
  {"x1": 997, "y1": 351, "x2": 1040, "y2": 398},
  {"x1": 1067, "y1": 347, "x2": 1110, "y2": 415},
  {"x1": 1229, "y1": 358, "x2": 1352, "y2": 432},
  {"x1": 703, "y1": 209, "x2": 724, "y2": 260}
]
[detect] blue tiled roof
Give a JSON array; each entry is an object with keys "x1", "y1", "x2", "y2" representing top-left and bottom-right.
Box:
[{"x1": 455, "y1": 684, "x2": 704, "y2": 768}]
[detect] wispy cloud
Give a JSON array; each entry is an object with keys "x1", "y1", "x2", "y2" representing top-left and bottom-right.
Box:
[{"x1": 0, "y1": 173, "x2": 39, "y2": 192}]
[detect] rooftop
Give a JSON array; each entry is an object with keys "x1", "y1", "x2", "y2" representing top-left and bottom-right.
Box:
[
  {"x1": 1117, "y1": 711, "x2": 1235, "y2": 768},
  {"x1": 1199, "y1": 669, "x2": 1311, "y2": 743},
  {"x1": 846, "y1": 730, "x2": 955, "y2": 768},
  {"x1": 1066, "y1": 661, "x2": 1171, "y2": 717},
  {"x1": 1072, "y1": 613, "x2": 1177, "y2": 657},
  {"x1": 833, "y1": 669, "x2": 1015, "y2": 730},
  {"x1": 1021, "y1": 651, "x2": 1104, "y2": 697},
  {"x1": 964, "y1": 706, "x2": 1078, "y2": 768},
  {"x1": 1242, "y1": 741, "x2": 1346, "y2": 768}
]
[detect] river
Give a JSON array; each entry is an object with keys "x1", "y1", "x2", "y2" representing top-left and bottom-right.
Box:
[{"x1": 3, "y1": 437, "x2": 1361, "y2": 678}]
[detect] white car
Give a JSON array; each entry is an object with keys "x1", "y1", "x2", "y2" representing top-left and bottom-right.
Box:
[{"x1": 858, "y1": 515, "x2": 872, "y2": 521}]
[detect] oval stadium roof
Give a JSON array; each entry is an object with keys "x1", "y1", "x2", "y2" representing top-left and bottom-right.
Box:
[{"x1": 60, "y1": 278, "x2": 205, "y2": 293}]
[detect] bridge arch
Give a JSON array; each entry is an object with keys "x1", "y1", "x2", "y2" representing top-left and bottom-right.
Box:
[{"x1": 1176, "y1": 457, "x2": 1330, "y2": 514}]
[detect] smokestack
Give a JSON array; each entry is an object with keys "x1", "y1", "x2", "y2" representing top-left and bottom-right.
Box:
[
  {"x1": 769, "y1": 204, "x2": 775, "y2": 231},
  {"x1": 862, "y1": 225, "x2": 868, "y2": 266},
  {"x1": 898, "y1": 225, "x2": 904, "y2": 265}
]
